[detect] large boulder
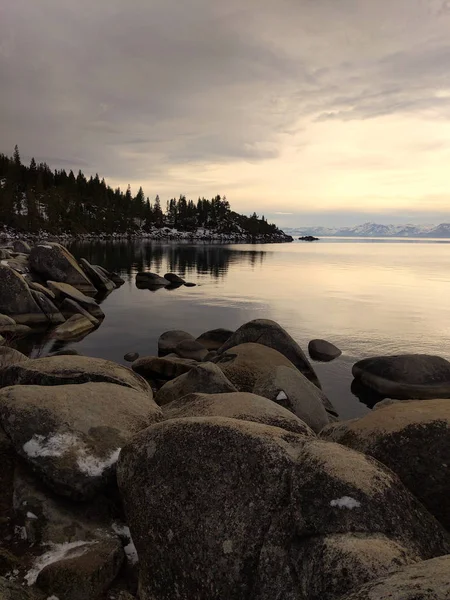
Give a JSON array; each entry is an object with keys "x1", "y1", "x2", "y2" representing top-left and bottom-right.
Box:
[
  {"x1": 118, "y1": 417, "x2": 450, "y2": 600},
  {"x1": 0, "y1": 382, "x2": 162, "y2": 499},
  {"x1": 218, "y1": 319, "x2": 320, "y2": 388},
  {"x1": 29, "y1": 243, "x2": 97, "y2": 294},
  {"x1": 155, "y1": 363, "x2": 237, "y2": 406},
  {"x1": 47, "y1": 281, "x2": 105, "y2": 320},
  {"x1": 352, "y1": 354, "x2": 450, "y2": 399},
  {"x1": 321, "y1": 399, "x2": 450, "y2": 530},
  {"x1": 158, "y1": 330, "x2": 195, "y2": 356},
  {"x1": 175, "y1": 339, "x2": 208, "y2": 362},
  {"x1": 35, "y1": 537, "x2": 124, "y2": 600},
  {"x1": 341, "y1": 554, "x2": 450, "y2": 600},
  {"x1": 51, "y1": 314, "x2": 95, "y2": 340},
  {"x1": 162, "y1": 392, "x2": 316, "y2": 435},
  {"x1": 79, "y1": 258, "x2": 115, "y2": 292},
  {"x1": 0, "y1": 265, "x2": 47, "y2": 324},
  {"x1": 253, "y1": 364, "x2": 337, "y2": 432},
  {"x1": 132, "y1": 356, "x2": 196, "y2": 381},
  {"x1": 308, "y1": 339, "x2": 342, "y2": 362},
  {"x1": 0, "y1": 355, "x2": 152, "y2": 395},
  {"x1": 196, "y1": 328, "x2": 234, "y2": 351}
]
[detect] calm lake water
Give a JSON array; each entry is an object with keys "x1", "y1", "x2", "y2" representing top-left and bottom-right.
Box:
[{"x1": 17, "y1": 238, "x2": 450, "y2": 420}]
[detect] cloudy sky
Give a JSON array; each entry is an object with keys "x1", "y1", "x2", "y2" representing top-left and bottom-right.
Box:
[{"x1": 2, "y1": 0, "x2": 450, "y2": 227}]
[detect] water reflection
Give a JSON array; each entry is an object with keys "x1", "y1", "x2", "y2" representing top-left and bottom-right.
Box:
[{"x1": 68, "y1": 240, "x2": 267, "y2": 279}]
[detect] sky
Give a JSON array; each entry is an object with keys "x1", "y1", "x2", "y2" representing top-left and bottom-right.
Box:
[{"x1": 1, "y1": 0, "x2": 450, "y2": 227}]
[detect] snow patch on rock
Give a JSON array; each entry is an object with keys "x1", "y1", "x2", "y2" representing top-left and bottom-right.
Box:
[
  {"x1": 25, "y1": 540, "x2": 96, "y2": 586},
  {"x1": 330, "y1": 496, "x2": 361, "y2": 509},
  {"x1": 276, "y1": 390, "x2": 288, "y2": 401}
]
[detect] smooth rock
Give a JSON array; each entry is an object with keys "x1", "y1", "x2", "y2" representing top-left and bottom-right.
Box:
[
  {"x1": 162, "y1": 392, "x2": 316, "y2": 435},
  {"x1": 155, "y1": 363, "x2": 237, "y2": 406},
  {"x1": 0, "y1": 382, "x2": 162, "y2": 499},
  {"x1": 132, "y1": 356, "x2": 196, "y2": 381},
  {"x1": 60, "y1": 298, "x2": 99, "y2": 326},
  {"x1": 196, "y1": 328, "x2": 234, "y2": 351},
  {"x1": 321, "y1": 399, "x2": 450, "y2": 529},
  {"x1": 47, "y1": 281, "x2": 105, "y2": 320},
  {"x1": 135, "y1": 272, "x2": 169, "y2": 286},
  {"x1": 27, "y1": 281, "x2": 56, "y2": 300},
  {"x1": 158, "y1": 330, "x2": 195, "y2": 356},
  {"x1": 184, "y1": 282, "x2": 196, "y2": 287},
  {"x1": 0, "y1": 335, "x2": 4, "y2": 346},
  {"x1": 216, "y1": 342, "x2": 297, "y2": 392},
  {"x1": 30, "y1": 290, "x2": 65, "y2": 324},
  {"x1": 124, "y1": 352, "x2": 139, "y2": 362},
  {"x1": 0, "y1": 265, "x2": 47, "y2": 324},
  {"x1": 253, "y1": 364, "x2": 336, "y2": 432},
  {"x1": 79, "y1": 258, "x2": 115, "y2": 292},
  {"x1": 352, "y1": 354, "x2": 450, "y2": 399},
  {"x1": 51, "y1": 314, "x2": 95, "y2": 340},
  {"x1": 12, "y1": 239, "x2": 31, "y2": 254},
  {"x1": 29, "y1": 243, "x2": 97, "y2": 293},
  {"x1": 175, "y1": 339, "x2": 208, "y2": 362},
  {"x1": 341, "y1": 555, "x2": 450, "y2": 600},
  {"x1": 118, "y1": 417, "x2": 450, "y2": 600},
  {"x1": 164, "y1": 273, "x2": 186, "y2": 284},
  {"x1": 0, "y1": 355, "x2": 152, "y2": 395},
  {"x1": 308, "y1": 339, "x2": 342, "y2": 362},
  {"x1": 218, "y1": 319, "x2": 321, "y2": 388},
  {"x1": 36, "y1": 538, "x2": 124, "y2": 600}
]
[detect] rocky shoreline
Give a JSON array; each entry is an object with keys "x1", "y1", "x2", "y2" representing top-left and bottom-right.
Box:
[{"x1": 0, "y1": 310, "x2": 449, "y2": 598}]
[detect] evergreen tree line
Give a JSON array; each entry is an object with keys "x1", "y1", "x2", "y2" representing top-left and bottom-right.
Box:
[{"x1": 0, "y1": 146, "x2": 281, "y2": 237}]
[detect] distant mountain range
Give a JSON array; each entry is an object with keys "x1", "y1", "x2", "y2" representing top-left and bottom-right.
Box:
[{"x1": 284, "y1": 222, "x2": 450, "y2": 238}]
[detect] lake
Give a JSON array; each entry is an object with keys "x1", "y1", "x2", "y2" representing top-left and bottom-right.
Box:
[{"x1": 17, "y1": 238, "x2": 450, "y2": 420}]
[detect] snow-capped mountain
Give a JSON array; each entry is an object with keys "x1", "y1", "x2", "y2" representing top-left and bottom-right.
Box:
[{"x1": 284, "y1": 222, "x2": 450, "y2": 238}]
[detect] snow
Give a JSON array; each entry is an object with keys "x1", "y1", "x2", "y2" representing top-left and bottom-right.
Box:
[
  {"x1": 38, "y1": 244, "x2": 53, "y2": 249},
  {"x1": 25, "y1": 541, "x2": 95, "y2": 586},
  {"x1": 276, "y1": 390, "x2": 288, "y2": 401},
  {"x1": 26, "y1": 512, "x2": 38, "y2": 520},
  {"x1": 1, "y1": 260, "x2": 9, "y2": 266},
  {"x1": 23, "y1": 433, "x2": 121, "y2": 477},
  {"x1": 330, "y1": 496, "x2": 361, "y2": 509},
  {"x1": 112, "y1": 522, "x2": 139, "y2": 565}
]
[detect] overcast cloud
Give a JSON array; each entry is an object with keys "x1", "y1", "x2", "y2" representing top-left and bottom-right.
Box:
[{"x1": 1, "y1": 0, "x2": 450, "y2": 225}]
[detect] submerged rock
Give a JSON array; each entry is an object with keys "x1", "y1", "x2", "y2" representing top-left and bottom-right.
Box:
[
  {"x1": 308, "y1": 339, "x2": 342, "y2": 362},
  {"x1": 135, "y1": 272, "x2": 169, "y2": 287},
  {"x1": 196, "y1": 328, "x2": 234, "y2": 351},
  {"x1": 321, "y1": 398, "x2": 450, "y2": 530},
  {"x1": 175, "y1": 339, "x2": 208, "y2": 362},
  {"x1": 118, "y1": 417, "x2": 450, "y2": 600},
  {"x1": 158, "y1": 330, "x2": 195, "y2": 356},
  {"x1": 124, "y1": 352, "x2": 139, "y2": 363},
  {"x1": 352, "y1": 354, "x2": 450, "y2": 399},
  {"x1": 218, "y1": 319, "x2": 321, "y2": 388},
  {"x1": 29, "y1": 242, "x2": 97, "y2": 294},
  {"x1": 0, "y1": 382, "x2": 162, "y2": 499}
]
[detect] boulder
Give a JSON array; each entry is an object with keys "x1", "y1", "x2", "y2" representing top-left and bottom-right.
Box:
[
  {"x1": 215, "y1": 343, "x2": 297, "y2": 392},
  {"x1": 27, "y1": 280, "x2": 56, "y2": 299},
  {"x1": 60, "y1": 298, "x2": 100, "y2": 326},
  {"x1": 162, "y1": 392, "x2": 315, "y2": 435},
  {"x1": 12, "y1": 239, "x2": 31, "y2": 254},
  {"x1": 321, "y1": 399, "x2": 450, "y2": 530},
  {"x1": 30, "y1": 290, "x2": 65, "y2": 324},
  {"x1": 47, "y1": 281, "x2": 105, "y2": 320},
  {"x1": 0, "y1": 355, "x2": 152, "y2": 395},
  {"x1": 341, "y1": 555, "x2": 450, "y2": 600},
  {"x1": 124, "y1": 352, "x2": 139, "y2": 363},
  {"x1": 253, "y1": 364, "x2": 336, "y2": 433},
  {"x1": 0, "y1": 315, "x2": 31, "y2": 338},
  {"x1": 308, "y1": 339, "x2": 342, "y2": 362},
  {"x1": 118, "y1": 417, "x2": 450, "y2": 600},
  {"x1": 218, "y1": 319, "x2": 321, "y2": 388},
  {"x1": 196, "y1": 328, "x2": 234, "y2": 351},
  {"x1": 0, "y1": 265, "x2": 47, "y2": 324},
  {"x1": 135, "y1": 272, "x2": 169, "y2": 287},
  {"x1": 0, "y1": 382, "x2": 162, "y2": 499},
  {"x1": 352, "y1": 354, "x2": 450, "y2": 399},
  {"x1": 109, "y1": 272, "x2": 125, "y2": 287},
  {"x1": 175, "y1": 339, "x2": 208, "y2": 362},
  {"x1": 164, "y1": 273, "x2": 185, "y2": 284},
  {"x1": 35, "y1": 538, "x2": 124, "y2": 600},
  {"x1": 132, "y1": 356, "x2": 196, "y2": 381},
  {"x1": 29, "y1": 243, "x2": 97, "y2": 294},
  {"x1": 79, "y1": 258, "x2": 115, "y2": 292},
  {"x1": 155, "y1": 363, "x2": 237, "y2": 406},
  {"x1": 158, "y1": 330, "x2": 195, "y2": 356},
  {"x1": 51, "y1": 314, "x2": 95, "y2": 340}
]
